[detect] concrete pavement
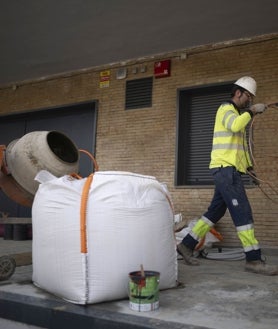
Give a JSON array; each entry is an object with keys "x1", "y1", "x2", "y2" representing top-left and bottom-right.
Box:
[{"x1": 0, "y1": 238, "x2": 277, "y2": 329}]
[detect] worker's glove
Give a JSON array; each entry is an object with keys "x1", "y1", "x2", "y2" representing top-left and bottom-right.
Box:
[
  {"x1": 250, "y1": 103, "x2": 267, "y2": 114},
  {"x1": 247, "y1": 167, "x2": 260, "y2": 186}
]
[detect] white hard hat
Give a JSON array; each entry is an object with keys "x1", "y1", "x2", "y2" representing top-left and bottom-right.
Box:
[{"x1": 234, "y1": 76, "x2": 257, "y2": 96}]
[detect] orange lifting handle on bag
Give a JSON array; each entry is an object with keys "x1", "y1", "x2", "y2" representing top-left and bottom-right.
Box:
[{"x1": 78, "y1": 150, "x2": 99, "y2": 253}]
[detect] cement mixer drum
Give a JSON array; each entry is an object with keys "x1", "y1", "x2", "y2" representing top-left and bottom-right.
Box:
[{"x1": 5, "y1": 131, "x2": 79, "y2": 196}]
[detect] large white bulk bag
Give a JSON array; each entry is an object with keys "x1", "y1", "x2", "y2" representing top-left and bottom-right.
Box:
[{"x1": 32, "y1": 171, "x2": 177, "y2": 304}]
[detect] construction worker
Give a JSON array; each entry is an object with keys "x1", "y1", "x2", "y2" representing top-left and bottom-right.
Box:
[{"x1": 177, "y1": 76, "x2": 278, "y2": 275}]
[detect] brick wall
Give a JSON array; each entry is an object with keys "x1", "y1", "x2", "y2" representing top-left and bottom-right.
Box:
[{"x1": 0, "y1": 34, "x2": 277, "y2": 248}]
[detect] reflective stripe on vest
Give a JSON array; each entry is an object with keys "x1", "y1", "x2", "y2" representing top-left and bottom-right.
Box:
[{"x1": 223, "y1": 110, "x2": 237, "y2": 129}]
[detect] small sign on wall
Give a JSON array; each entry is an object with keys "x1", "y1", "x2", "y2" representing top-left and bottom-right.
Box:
[
  {"x1": 154, "y1": 59, "x2": 171, "y2": 78},
  {"x1": 99, "y1": 70, "x2": 110, "y2": 88}
]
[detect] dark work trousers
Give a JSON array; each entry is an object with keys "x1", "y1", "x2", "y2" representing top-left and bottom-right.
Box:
[{"x1": 183, "y1": 166, "x2": 261, "y2": 261}]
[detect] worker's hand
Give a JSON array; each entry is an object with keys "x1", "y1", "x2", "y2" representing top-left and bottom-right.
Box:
[{"x1": 250, "y1": 103, "x2": 267, "y2": 115}]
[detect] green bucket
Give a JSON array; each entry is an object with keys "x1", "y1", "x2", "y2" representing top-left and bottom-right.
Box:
[{"x1": 128, "y1": 270, "x2": 160, "y2": 312}]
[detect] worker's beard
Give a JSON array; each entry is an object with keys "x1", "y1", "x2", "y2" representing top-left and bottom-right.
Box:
[{"x1": 240, "y1": 98, "x2": 252, "y2": 110}]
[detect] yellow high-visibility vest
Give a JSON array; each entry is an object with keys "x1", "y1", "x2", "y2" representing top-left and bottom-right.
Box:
[{"x1": 209, "y1": 102, "x2": 253, "y2": 174}]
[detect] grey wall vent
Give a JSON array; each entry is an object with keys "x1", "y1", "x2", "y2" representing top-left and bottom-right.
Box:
[{"x1": 125, "y1": 77, "x2": 153, "y2": 110}]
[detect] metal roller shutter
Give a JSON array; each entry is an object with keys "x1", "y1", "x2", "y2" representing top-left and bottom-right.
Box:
[
  {"x1": 186, "y1": 88, "x2": 231, "y2": 185},
  {"x1": 176, "y1": 83, "x2": 251, "y2": 186}
]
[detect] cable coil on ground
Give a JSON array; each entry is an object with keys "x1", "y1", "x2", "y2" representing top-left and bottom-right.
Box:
[{"x1": 201, "y1": 247, "x2": 245, "y2": 261}]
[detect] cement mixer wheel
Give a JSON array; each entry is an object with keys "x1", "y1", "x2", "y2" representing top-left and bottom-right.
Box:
[{"x1": 0, "y1": 256, "x2": 16, "y2": 281}]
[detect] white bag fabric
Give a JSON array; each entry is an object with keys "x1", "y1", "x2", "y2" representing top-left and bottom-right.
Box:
[{"x1": 32, "y1": 171, "x2": 177, "y2": 304}]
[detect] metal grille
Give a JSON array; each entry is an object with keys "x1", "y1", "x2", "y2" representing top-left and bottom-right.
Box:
[{"x1": 125, "y1": 77, "x2": 153, "y2": 110}]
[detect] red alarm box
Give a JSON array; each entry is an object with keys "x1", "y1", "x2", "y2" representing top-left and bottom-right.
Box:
[{"x1": 154, "y1": 60, "x2": 171, "y2": 78}]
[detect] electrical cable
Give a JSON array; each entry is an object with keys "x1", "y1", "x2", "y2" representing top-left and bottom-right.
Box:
[
  {"x1": 79, "y1": 149, "x2": 99, "y2": 172},
  {"x1": 247, "y1": 102, "x2": 278, "y2": 203},
  {"x1": 201, "y1": 247, "x2": 245, "y2": 261}
]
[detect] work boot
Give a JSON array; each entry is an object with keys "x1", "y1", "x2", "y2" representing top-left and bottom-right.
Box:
[
  {"x1": 245, "y1": 259, "x2": 278, "y2": 276},
  {"x1": 177, "y1": 243, "x2": 200, "y2": 266}
]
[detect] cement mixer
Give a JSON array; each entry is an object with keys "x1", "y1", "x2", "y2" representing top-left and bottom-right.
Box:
[
  {"x1": 0, "y1": 130, "x2": 80, "y2": 281},
  {"x1": 0, "y1": 131, "x2": 79, "y2": 207}
]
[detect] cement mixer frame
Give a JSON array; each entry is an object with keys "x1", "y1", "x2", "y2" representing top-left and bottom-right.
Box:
[
  {"x1": 0, "y1": 217, "x2": 32, "y2": 281},
  {"x1": 0, "y1": 143, "x2": 33, "y2": 280},
  {"x1": 0, "y1": 131, "x2": 82, "y2": 281},
  {"x1": 0, "y1": 131, "x2": 98, "y2": 281}
]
